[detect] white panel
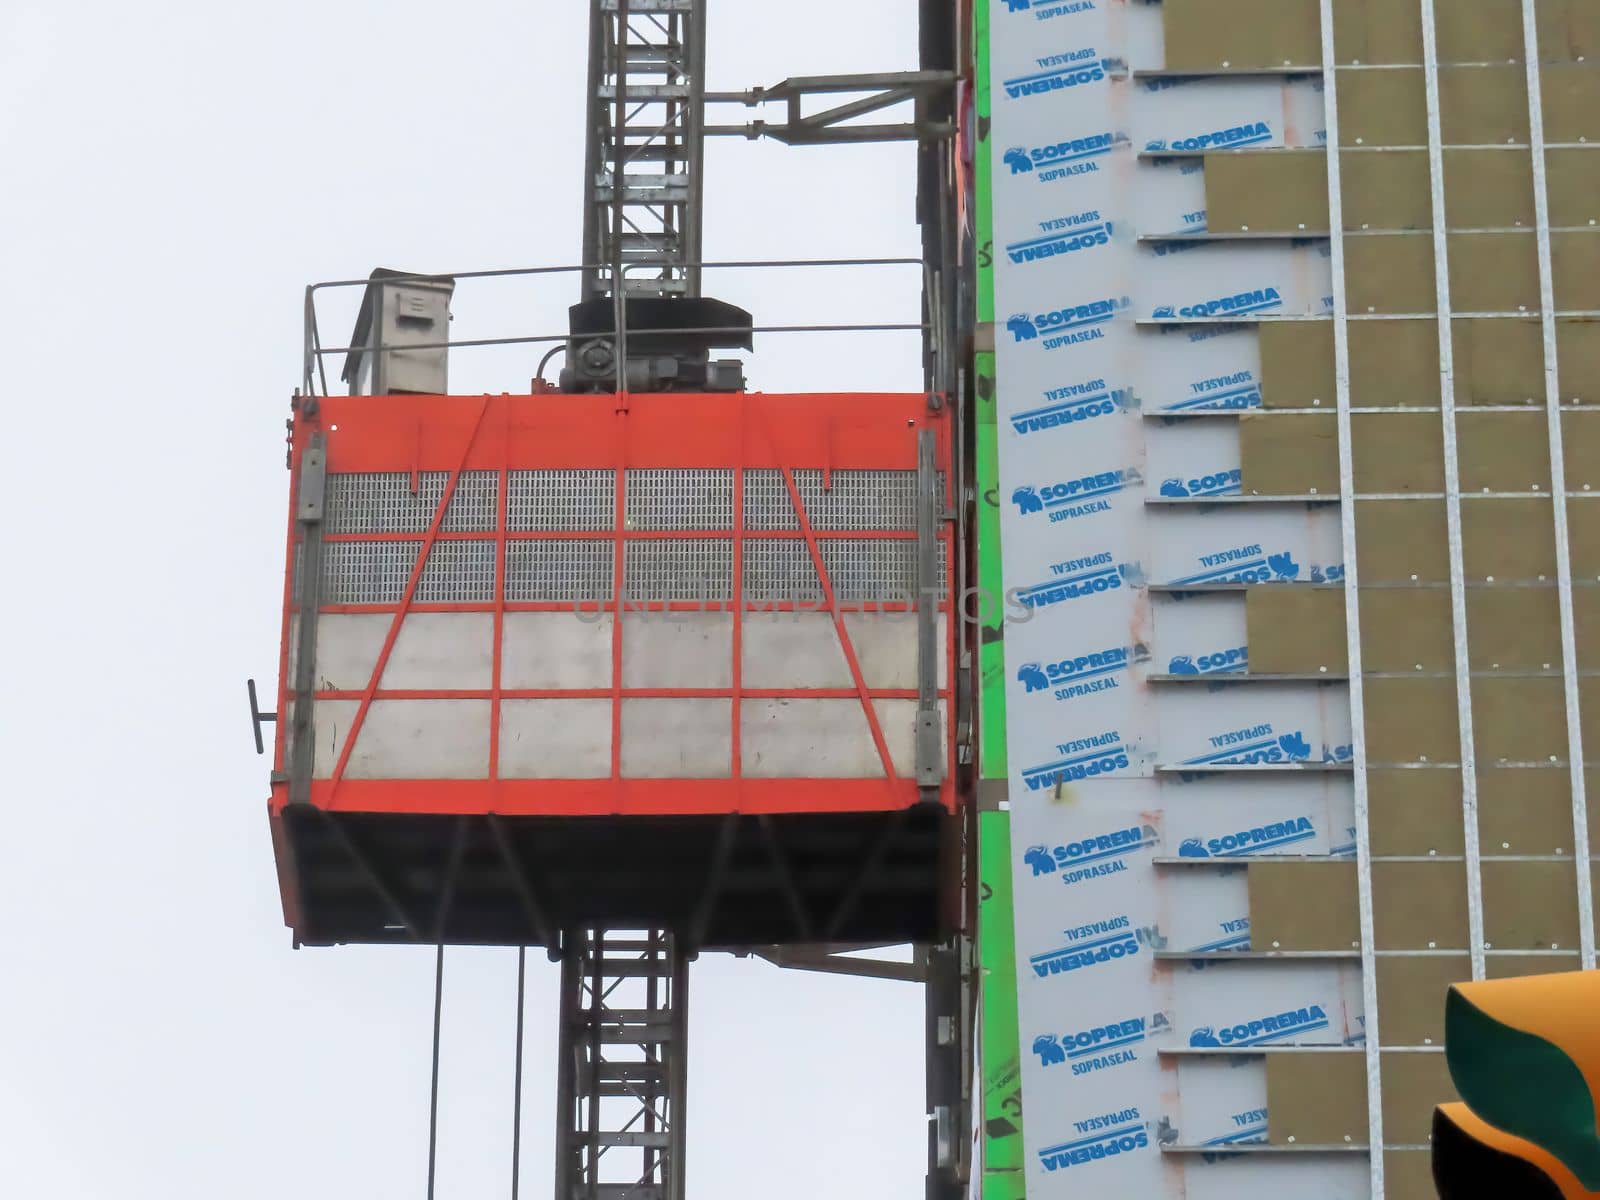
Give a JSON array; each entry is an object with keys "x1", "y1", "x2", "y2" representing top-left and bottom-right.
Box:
[
  {"x1": 1168, "y1": 959, "x2": 1362, "y2": 1048},
  {"x1": 309, "y1": 699, "x2": 360, "y2": 779},
  {"x1": 1148, "y1": 505, "x2": 1343, "y2": 586},
  {"x1": 500, "y1": 699, "x2": 611, "y2": 779},
  {"x1": 1172, "y1": 1058, "x2": 1269, "y2": 1148},
  {"x1": 1184, "y1": 1157, "x2": 1367, "y2": 1200},
  {"x1": 1145, "y1": 418, "x2": 1242, "y2": 500},
  {"x1": 310, "y1": 613, "x2": 389, "y2": 691},
  {"x1": 1158, "y1": 774, "x2": 1356, "y2": 860},
  {"x1": 622, "y1": 612, "x2": 733, "y2": 689},
  {"x1": 620, "y1": 698, "x2": 730, "y2": 778},
  {"x1": 1155, "y1": 681, "x2": 1350, "y2": 768},
  {"x1": 382, "y1": 612, "x2": 493, "y2": 690},
  {"x1": 346, "y1": 700, "x2": 490, "y2": 780},
  {"x1": 1149, "y1": 593, "x2": 1249, "y2": 676},
  {"x1": 1135, "y1": 240, "x2": 1333, "y2": 323},
  {"x1": 1161, "y1": 865, "x2": 1252, "y2": 953},
  {"x1": 1135, "y1": 323, "x2": 1264, "y2": 414},
  {"x1": 502, "y1": 612, "x2": 614, "y2": 689},
  {"x1": 846, "y1": 612, "x2": 949, "y2": 690},
  {"x1": 1131, "y1": 76, "x2": 1326, "y2": 155},
  {"x1": 742, "y1": 698, "x2": 885, "y2": 778},
  {"x1": 742, "y1": 613, "x2": 851, "y2": 688},
  {"x1": 1134, "y1": 158, "x2": 1209, "y2": 236}
]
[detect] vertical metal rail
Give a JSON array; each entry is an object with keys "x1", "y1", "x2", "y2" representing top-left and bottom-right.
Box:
[
  {"x1": 555, "y1": 929, "x2": 687, "y2": 1200},
  {"x1": 583, "y1": 0, "x2": 706, "y2": 302},
  {"x1": 1521, "y1": 0, "x2": 1596, "y2": 968},
  {"x1": 1420, "y1": 0, "x2": 1488, "y2": 983},
  {"x1": 288, "y1": 432, "x2": 327, "y2": 806},
  {"x1": 915, "y1": 428, "x2": 944, "y2": 795},
  {"x1": 1318, "y1": 4, "x2": 1386, "y2": 1191}
]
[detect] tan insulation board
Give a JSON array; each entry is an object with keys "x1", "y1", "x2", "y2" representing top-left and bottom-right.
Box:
[
  {"x1": 1559, "y1": 319, "x2": 1600, "y2": 404},
  {"x1": 1372, "y1": 860, "x2": 1471, "y2": 950},
  {"x1": 1266, "y1": 1053, "x2": 1367, "y2": 1145},
  {"x1": 1346, "y1": 149, "x2": 1432, "y2": 231},
  {"x1": 1367, "y1": 766, "x2": 1465, "y2": 856},
  {"x1": 1482, "y1": 860, "x2": 1582, "y2": 951},
  {"x1": 1161, "y1": 0, "x2": 1320, "y2": 69},
  {"x1": 1239, "y1": 413, "x2": 1337, "y2": 494},
  {"x1": 1444, "y1": 149, "x2": 1534, "y2": 229},
  {"x1": 1364, "y1": 677, "x2": 1461, "y2": 763},
  {"x1": 1351, "y1": 412, "x2": 1444, "y2": 492},
  {"x1": 1376, "y1": 954, "x2": 1472, "y2": 1046},
  {"x1": 1248, "y1": 861, "x2": 1358, "y2": 950},
  {"x1": 1455, "y1": 318, "x2": 1545, "y2": 406},
  {"x1": 1471, "y1": 676, "x2": 1568, "y2": 761},
  {"x1": 1480, "y1": 767, "x2": 1578, "y2": 855},
  {"x1": 1385, "y1": 1150, "x2": 1442, "y2": 1200},
  {"x1": 1352, "y1": 320, "x2": 1442, "y2": 406},
  {"x1": 1382, "y1": 1052, "x2": 1459, "y2": 1144},
  {"x1": 1553, "y1": 231, "x2": 1600, "y2": 312},
  {"x1": 1460, "y1": 497, "x2": 1558, "y2": 580},
  {"x1": 1337, "y1": 67, "x2": 1428, "y2": 146},
  {"x1": 1546, "y1": 148, "x2": 1600, "y2": 227},
  {"x1": 1544, "y1": 63, "x2": 1600, "y2": 144},
  {"x1": 1332, "y1": 0, "x2": 1423, "y2": 64},
  {"x1": 1441, "y1": 66, "x2": 1531, "y2": 145},
  {"x1": 1456, "y1": 411, "x2": 1551, "y2": 490},
  {"x1": 1344, "y1": 235, "x2": 1436, "y2": 315},
  {"x1": 1587, "y1": 677, "x2": 1600, "y2": 757},
  {"x1": 1435, "y1": 0, "x2": 1527, "y2": 64},
  {"x1": 1564, "y1": 411, "x2": 1600, "y2": 486},
  {"x1": 1245, "y1": 587, "x2": 1347, "y2": 673},
  {"x1": 1355, "y1": 500, "x2": 1449, "y2": 581},
  {"x1": 1569, "y1": 499, "x2": 1600, "y2": 576},
  {"x1": 1572, "y1": 586, "x2": 1600, "y2": 668},
  {"x1": 1260, "y1": 321, "x2": 1335, "y2": 408},
  {"x1": 1487, "y1": 952, "x2": 1586, "y2": 979},
  {"x1": 1359, "y1": 589, "x2": 1454, "y2": 672},
  {"x1": 1466, "y1": 587, "x2": 1562, "y2": 670},
  {"x1": 1538, "y1": 0, "x2": 1600, "y2": 61},
  {"x1": 1204, "y1": 151, "x2": 1328, "y2": 234},
  {"x1": 1449, "y1": 233, "x2": 1541, "y2": 314}
]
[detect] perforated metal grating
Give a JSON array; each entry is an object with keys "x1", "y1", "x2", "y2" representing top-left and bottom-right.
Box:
[
  {"x1": 509, "y1": 470, "x2": 615, "y2": 532},
  {"x1": 743, "y1": 469, "x2": 941, "y2": 531},
  {"x1": 626, "y1": 469, "x2": 734, "y2": 530},
  {"x1": 321, "y1": 541, "x2": 422, "y2": 604},
  {"x1": 417, "y1": 542, "x2": 496, "y2": 603},
  {"x1": 623, "y1": 540, "x2": 733, "y2": 601},
  {"x1": 325, "y1": 471, "x2": 498, "y2": 534},
  {"x1": 741, "y1": 538, "x2": 948, "y2": 603},
  {"x1": 506, "y1": 539, "x2": 614, "y2": 602}
]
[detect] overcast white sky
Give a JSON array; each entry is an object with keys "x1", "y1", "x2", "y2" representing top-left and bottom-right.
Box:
[{"x1": 0, "y1": 2, "x2": 934, "y2": 1195}]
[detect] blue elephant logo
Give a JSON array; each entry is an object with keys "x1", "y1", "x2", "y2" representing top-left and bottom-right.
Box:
[
  {"x1": 1004, "y1": 147, "x2": 1033, "y2": 174},
  {"x1": 1168, "y1": 655, "x2": 1200, "y2": 676},
  {"x1": 1178, "y1": 838, "x2": 1211, "y2": 858},
  {"x1": 1033, "y1": 1034, "x2": 1067, "y2": 1065},
  {"x1": 1004, "y1": 0, "x2": 1031, "y2": 11},
  {"x1": 1024, "y1": 845, "x2": 1057, "y2": 876},
  {"x1": 1152, "y1": 304, "x2": 1175, "y2": 319},
  {"x1": 1278, "y1": 732, "x2": 1313, "y2": 761},
  {"x1": 1188, "y1": 1026, "x2": 1222, "y2": 1049},
  {"x1": 1012, "y1": 486, "x2": 1044, "y2": 514},
  {"x1": 1006, "y1": 312, "x2": 1039, "y2": 342},
  {"x1": 1119, "y1": 562, "x2": 1147, "y2": 587},
  {"x1": 1268, "y1": 551, "x2": 1301, "y2": 580},
  {"x1": 1161, "y1": 478, "x2": 1191, "y2": 498},
  {"x1": 1017, "y1": 663, "x2": 1050, "y2": 693}
]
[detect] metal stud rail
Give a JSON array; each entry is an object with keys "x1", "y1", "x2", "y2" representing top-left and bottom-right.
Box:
[{"x1": 555, "y1": 929, "x2": 689, "y2": 1200}]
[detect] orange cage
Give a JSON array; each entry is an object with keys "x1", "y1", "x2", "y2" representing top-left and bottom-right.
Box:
[{"x1": 272, "y1": 390, "x2": 958, "y2": 823}]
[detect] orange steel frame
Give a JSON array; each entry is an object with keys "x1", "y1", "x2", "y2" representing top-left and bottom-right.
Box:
[{"x1": 271, "y1": 390, "x2": 958, "y2": 820}]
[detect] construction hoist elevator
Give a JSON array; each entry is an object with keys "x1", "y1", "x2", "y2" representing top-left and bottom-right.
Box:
[{"x1": 258, "y1": 3, "x2": 973, "y2": 1197}]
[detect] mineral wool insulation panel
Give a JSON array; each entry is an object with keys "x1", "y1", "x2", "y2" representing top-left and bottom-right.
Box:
[{"x1": 988, "y1": 0, "x2": 1598, "y2": 1196}]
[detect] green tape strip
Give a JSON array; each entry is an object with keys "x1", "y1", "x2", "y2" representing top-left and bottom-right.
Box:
[{"x1": 979, "y1": 811, "x2": 1025, "y2": 1199}]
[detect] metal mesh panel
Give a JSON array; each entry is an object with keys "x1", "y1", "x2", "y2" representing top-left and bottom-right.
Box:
[
  {"x1": 509, "y1": 470, "x2": 615, "y2": 532},
  {"x1": 742, "y1": 539, "x2": 948, "y2": 603},
  {"x1": 506, "y1": 539, "x2": 614, "y2": 602},
  {"x1": 321, "y1": 541, "x2": 421, "y2": 604},
  {"x1": 417, "y1": 541, "x2": 497, "y2": 603},
  {"x1": 623, "y1": 540, "x2": 733, "y2": 601},
  {"x1": 743, "y1": 469, "x2": 940, "y2": 531},
  {"x1": 325, "y1": 471, "x2": 497, "y2": 533},
  {"x1": 625, "y1": 469, "x2": 733, "y2": 530}
]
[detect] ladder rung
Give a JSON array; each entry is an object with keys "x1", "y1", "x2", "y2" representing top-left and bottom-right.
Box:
[
  {"x1": 599, "y1": 1029, "x2": 674, "y2": 1044},
  {"x1": 596, "y1": 1063, "x2": 667, "y2": 1082},
  {"x1": 594, "y1": 1187, "x2": 663, "y2": 1200},
  {"x1": 595, "y1": 1131, "x2": 672, "y2": 1148},
  {"x1": 600, "y1": 0, "x2": 695, "y2": 11},
  {"x1": 598, "y1": 84, "x2": 691, "y2": 101}
]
